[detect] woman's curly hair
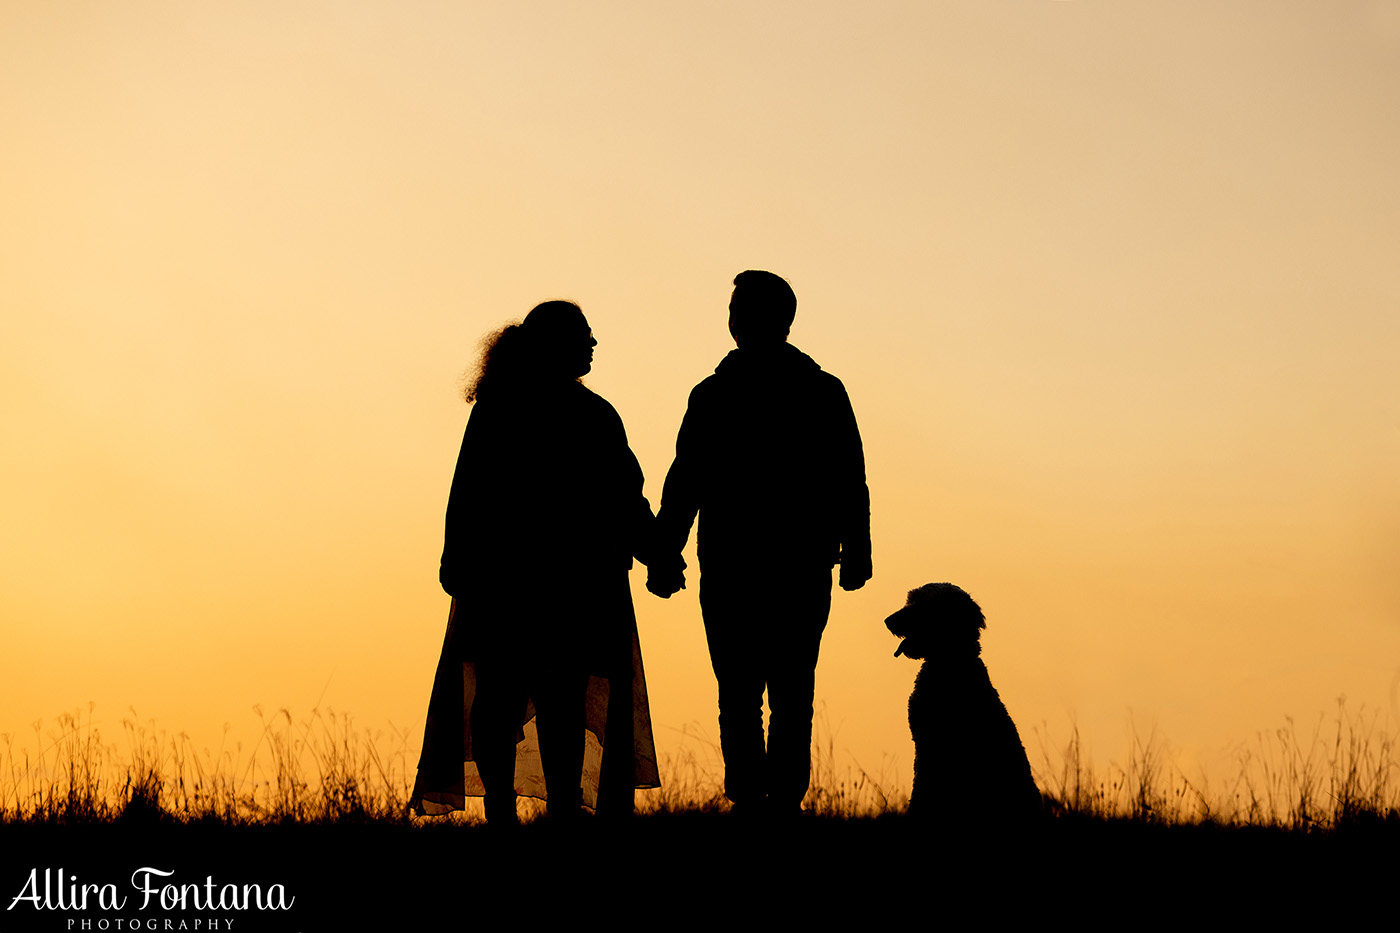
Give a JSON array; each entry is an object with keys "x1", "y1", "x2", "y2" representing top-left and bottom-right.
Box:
[
  {"x1": 463, "y1": 322, "x2": 523, "y2": 403},
  {"x1": 462, "y1": 300, "x2": 585, "y2": 403}
]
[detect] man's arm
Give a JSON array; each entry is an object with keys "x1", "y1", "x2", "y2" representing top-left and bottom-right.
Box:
[
  {"x1": 648, "y1": 386, "x2": 706, "y2": 597},
  {"x1": 832, "y1": 381, "x2": 872, "y2": 591}
]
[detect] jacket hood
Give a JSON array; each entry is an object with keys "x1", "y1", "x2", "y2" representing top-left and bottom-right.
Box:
[{"x1": 713, "y1": 342, "x2": 821, "y2": 378}]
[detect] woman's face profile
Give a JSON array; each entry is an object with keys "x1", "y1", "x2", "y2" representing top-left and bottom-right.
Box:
[
  {"x1": 572, "y1": 318, "x2": 598, "y2": 378},
  {"x1": 530, "y1": 308, "x2": 597, "y2": 379}
]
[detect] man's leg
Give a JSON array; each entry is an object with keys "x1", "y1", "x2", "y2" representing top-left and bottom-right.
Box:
[
  {"x1": 764, "y1": 568, "x2": 832, "y2": 811},
  {"x1": 700, "y1": 573, "x2": 768, "y2": 806}
]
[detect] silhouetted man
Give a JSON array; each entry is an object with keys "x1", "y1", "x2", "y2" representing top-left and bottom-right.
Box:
[{"x1": 649, "y1": 270, "x2": 871, "y2": 814}]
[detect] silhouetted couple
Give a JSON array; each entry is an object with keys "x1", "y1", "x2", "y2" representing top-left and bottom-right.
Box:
[{"x1": 410, "y1": 271, "x2": 871, "y2": 825}]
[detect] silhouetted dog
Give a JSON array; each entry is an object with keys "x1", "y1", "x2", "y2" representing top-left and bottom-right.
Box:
[{"x1": 886, "y1": 583, "x2": 1041, "y2": 825}]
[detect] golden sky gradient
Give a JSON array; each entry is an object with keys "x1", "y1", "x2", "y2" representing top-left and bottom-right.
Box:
[{"x1": 4, "y1": 1, "x2": 1399, "y2": 794}]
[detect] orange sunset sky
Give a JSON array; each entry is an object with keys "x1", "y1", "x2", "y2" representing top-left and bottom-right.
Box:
[{"x1": 4, "y1": 1, "x2": 1399, "y2": 798}]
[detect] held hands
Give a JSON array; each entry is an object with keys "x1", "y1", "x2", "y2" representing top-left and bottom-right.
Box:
[
  {"x1": 838, "y1": 552, "x2": 872, "y2": 592},
  {"x1": 646, "y1": 553, "x2": 687, "y2": 598}
]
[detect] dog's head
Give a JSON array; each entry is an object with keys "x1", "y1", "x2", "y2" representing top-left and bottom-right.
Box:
[{"x1": 884, "y1": 582, "x2": 985, "y2": 660}]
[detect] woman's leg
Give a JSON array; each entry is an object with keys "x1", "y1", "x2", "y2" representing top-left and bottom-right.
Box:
[
  {"x1": 530, "y1": 663, "x2": 589, "y2": 819},
  {"x1": 470, "y1": 657, "x2": 527, "y2": 825},
  {"x1": 596, "y1": 672, "x2": 636, "y2": 817}
]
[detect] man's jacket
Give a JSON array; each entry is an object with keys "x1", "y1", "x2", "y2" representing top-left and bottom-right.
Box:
[{"x1": 656, "y1": 342, "x2": 871, "y2": 575}]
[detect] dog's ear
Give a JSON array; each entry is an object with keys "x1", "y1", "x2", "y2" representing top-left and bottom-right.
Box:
[{"x1": 959, "y1": 594, "x2": 986, "y2": 634}]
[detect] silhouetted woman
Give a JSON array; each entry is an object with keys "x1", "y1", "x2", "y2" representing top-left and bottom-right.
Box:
[{"x1": 410, "y1": 301, "x2": 659, "y2": 824}]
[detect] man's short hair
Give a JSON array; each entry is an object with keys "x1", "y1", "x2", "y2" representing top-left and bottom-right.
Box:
[{"x1": 732, "y1": 270, "x2": 797, "y2": 334}]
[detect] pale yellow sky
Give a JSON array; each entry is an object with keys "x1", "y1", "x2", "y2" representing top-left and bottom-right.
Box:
[{"x1": 3, "y1": 1, "x2": 1399, "y2": 796}]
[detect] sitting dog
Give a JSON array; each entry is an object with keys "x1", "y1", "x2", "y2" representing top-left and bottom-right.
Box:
[{"x1": 886, "y1": 583, "x2": 1041, "y2": 824}]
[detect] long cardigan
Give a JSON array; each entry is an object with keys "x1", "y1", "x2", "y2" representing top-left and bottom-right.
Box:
[{"x1": 411, "y1": 380, "x2": 659, "y2": 812}]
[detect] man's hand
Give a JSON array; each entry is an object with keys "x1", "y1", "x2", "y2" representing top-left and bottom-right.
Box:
[
  {"x1": 646, "y1": 554, "x2": 687, "y2": 598},
  {"x1": 838, "y1": 554, "x2": 871, "y2": 592}
]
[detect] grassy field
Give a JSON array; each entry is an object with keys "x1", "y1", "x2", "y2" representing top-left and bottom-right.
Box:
[
  {"x1": 5, "y1": 700, "x2": 1397, "y2": 827},
  {"x1": 2, "y1": 704, "x2": 1397, "y2": 927}
]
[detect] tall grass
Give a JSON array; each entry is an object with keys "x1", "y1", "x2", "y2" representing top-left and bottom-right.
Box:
[
  {"x1": 1031, "y1": 699, "x2": 1400, "y2": 829},
  {"x1": 3, "y1": 700, "x2": 1396, "y2": 828},
  {"x1": 0, "y1": 704, "x2": 413, "y2": 824}
]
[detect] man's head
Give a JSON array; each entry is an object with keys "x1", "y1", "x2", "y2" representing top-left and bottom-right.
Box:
[{"x1": 728, "y1": 270, "x2": 796, "y2": 348}]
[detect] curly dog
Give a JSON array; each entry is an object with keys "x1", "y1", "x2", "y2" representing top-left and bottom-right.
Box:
[{"x1": 886, "y1": 583, "x2": 1041, "y2": 825}]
